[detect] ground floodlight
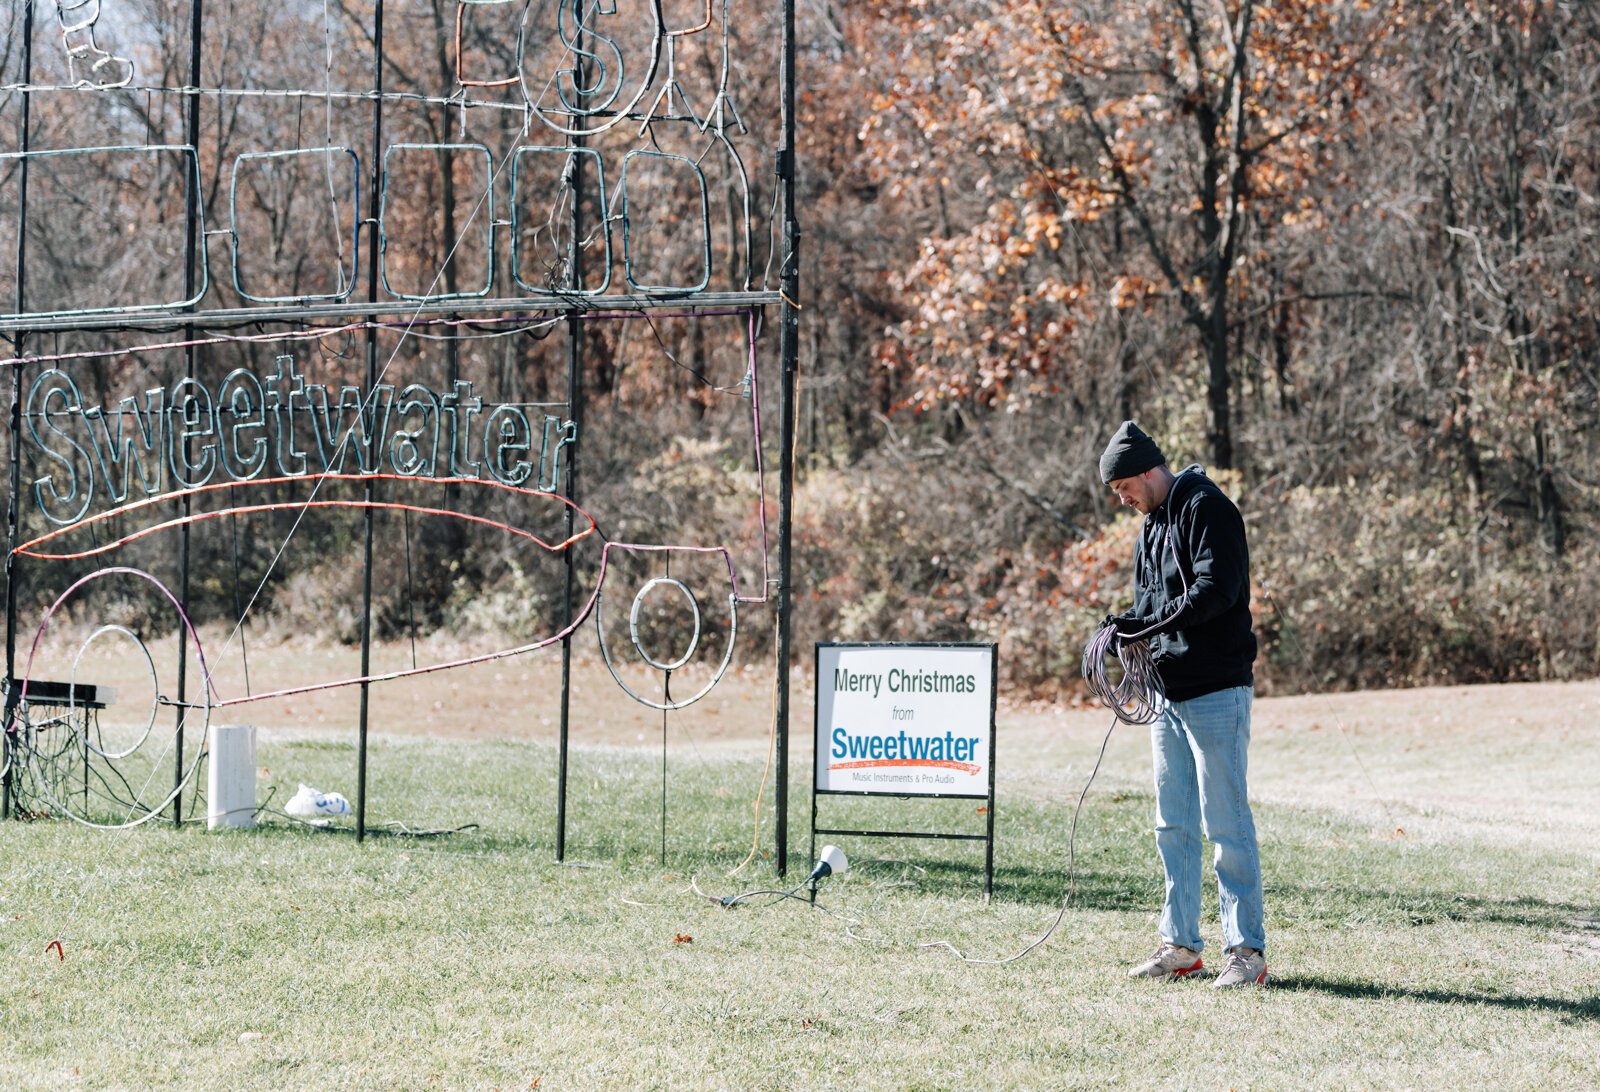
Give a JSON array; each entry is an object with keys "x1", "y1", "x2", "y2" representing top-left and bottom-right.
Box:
[{"x1": 808, "y1": 845, "x2": 849, "y2": 884}]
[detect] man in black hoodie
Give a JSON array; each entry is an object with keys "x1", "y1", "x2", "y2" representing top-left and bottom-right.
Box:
[{"x1": 1099, "y1": 420, "x2": 1268, "y2": 988}]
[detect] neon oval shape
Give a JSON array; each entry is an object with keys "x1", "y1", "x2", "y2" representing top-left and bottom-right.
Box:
[{"x1": 13, "y1": 472, "x2": 598, "y2": 561}]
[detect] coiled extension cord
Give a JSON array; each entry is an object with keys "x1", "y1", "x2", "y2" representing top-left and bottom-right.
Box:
[{"x1": 1081, "y1": 623, "x2": 1166, "y2": 726}]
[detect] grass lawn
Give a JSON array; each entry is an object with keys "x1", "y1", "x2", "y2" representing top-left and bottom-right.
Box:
[{"x1": 1, "y1": 668, "x2": 1597, "y2": 1089}]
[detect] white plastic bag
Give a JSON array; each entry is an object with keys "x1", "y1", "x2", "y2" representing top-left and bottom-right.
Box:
[{"x1": 285, "y1": 782, "x2": 351, "y2": 818}]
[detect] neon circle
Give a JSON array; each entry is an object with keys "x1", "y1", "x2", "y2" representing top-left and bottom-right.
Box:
[
  {"x1": 20, "y1": 566, "x2": 213, "y2": 830},
  {"x1": 628, "y1": 576, "x2": 701, "y2": 672},
  {"x1": 73, "y1": 624, "x2": 158, "y2": 759}
]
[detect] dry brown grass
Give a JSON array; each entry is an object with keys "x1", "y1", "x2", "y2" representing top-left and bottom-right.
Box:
[{"x1": 46, "y1": 618, "x2": 1600, "y2": 848}]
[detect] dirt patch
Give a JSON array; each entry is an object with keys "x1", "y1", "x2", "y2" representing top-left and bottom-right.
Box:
[
  {"x1": 22, "y1": 624, "x2": 1599, "y2": 841},
  {"x1": 26, "y1": 626, "x2": 779, "y2": 748},
  {"x1": 1000, "y1": 678, "x2": 1600, "y2": 847}
]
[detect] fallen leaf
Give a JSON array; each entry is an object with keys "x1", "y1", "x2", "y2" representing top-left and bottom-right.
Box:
[{"x1": 673, "y1": 933, "x2": 693, "y2": 944}]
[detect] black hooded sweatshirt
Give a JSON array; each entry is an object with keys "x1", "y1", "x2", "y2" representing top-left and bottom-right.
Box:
[{"x1": 1125, "y1": 465, "x2": 1256, "y2": 702}]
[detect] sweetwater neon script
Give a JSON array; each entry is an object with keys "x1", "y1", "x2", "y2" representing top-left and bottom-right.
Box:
[{"x1": 815, "y1": 644, "x2": 994, "y2": 798}]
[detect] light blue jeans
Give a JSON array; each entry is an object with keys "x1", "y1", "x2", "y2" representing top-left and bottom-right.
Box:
[{"x1": 1149, "y1": 685, "x2": 1265, "y2": 953}]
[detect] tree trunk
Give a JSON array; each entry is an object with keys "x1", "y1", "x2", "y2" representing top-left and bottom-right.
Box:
[{"x1": 1203, "y1": 311, "x2": 1233, "y2": 470}]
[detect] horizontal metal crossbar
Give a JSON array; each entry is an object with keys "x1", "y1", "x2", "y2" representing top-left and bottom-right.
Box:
[
  {"x1": 0, "y1": 292, "x2": 786, "y2": 335},
  {"x1": 812, "y1": 827, "x2": 989, "y2": 842}
]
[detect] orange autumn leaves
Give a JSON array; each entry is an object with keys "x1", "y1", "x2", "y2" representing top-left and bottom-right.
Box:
[{"x1": 853, "y1": 1, "x2": 1395, "y2": 414}]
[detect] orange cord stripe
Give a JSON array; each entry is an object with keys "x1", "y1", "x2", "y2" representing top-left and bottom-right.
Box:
[{"x1": 827, "y1": 759, "x2": 981, "y2": 776}]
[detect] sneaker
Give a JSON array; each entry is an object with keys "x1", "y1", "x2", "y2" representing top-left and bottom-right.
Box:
[
  {"x1": 1211, "y1": 947, "x2": 1268, "y2": 988},
  {"x1": 1127, "y1": 943, "x2": 1204, "y2": 979}
]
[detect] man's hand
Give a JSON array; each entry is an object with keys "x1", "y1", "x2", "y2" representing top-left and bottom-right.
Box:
[{"x1": 1110, "y1": 611, "x2": 1153, "y2": 638}]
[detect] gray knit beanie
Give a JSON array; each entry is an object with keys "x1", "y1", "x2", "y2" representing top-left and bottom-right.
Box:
[{"x1": 1099, "y1": 420, "x2": 1166, "y2": 483}]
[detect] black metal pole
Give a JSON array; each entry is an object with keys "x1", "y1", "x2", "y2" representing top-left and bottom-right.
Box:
[
  {"x1": 773, "y1": 0, "x2": 801, "y2": 878},
  {"x1": 556, "y1": 112, "x2": 585, "y2": 862},
  {"x1": 984, "y1": 643, "x2": 998, "y2": 898},
  {"x1": 356, "y1": 438, "x2": 375, "y2": 842},
  {"x1": 356, "y1": 0, "x2": 387, "y2": 844},
  {"x1": 3, "y1": 1, "x2": 38, "y2": 821},
  {"x1": 554, "y1": 330, "x2": 580, "y2": 859},
  {"x1": 659, "y1": 687, "x2": 668, "y2": 864},
  {"x1": 560, "y1": 197, "x2": 592, "y2": 858},
  {"x1": 2, "y1": 357, "x2": 18, "y2": 822},
  {"x1": 808, "y1": 645, "x2": 817, "y2": 901},
  {"x1": 172, "y1": 0, "x2": 206, "y2": 827}
]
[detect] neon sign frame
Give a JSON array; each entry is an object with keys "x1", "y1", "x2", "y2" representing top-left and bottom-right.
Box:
[{"x1": 1, "y1": 0, "x2": 804, "y2": 873}]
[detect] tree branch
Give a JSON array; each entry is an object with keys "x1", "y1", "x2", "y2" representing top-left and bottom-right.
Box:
[
  {"x1": 1058, "y1": 73, "x2": 1206, "y2": 327},
  {"x1": 1216, "y1": 0, "x2": 1255, "y2": 283}
]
